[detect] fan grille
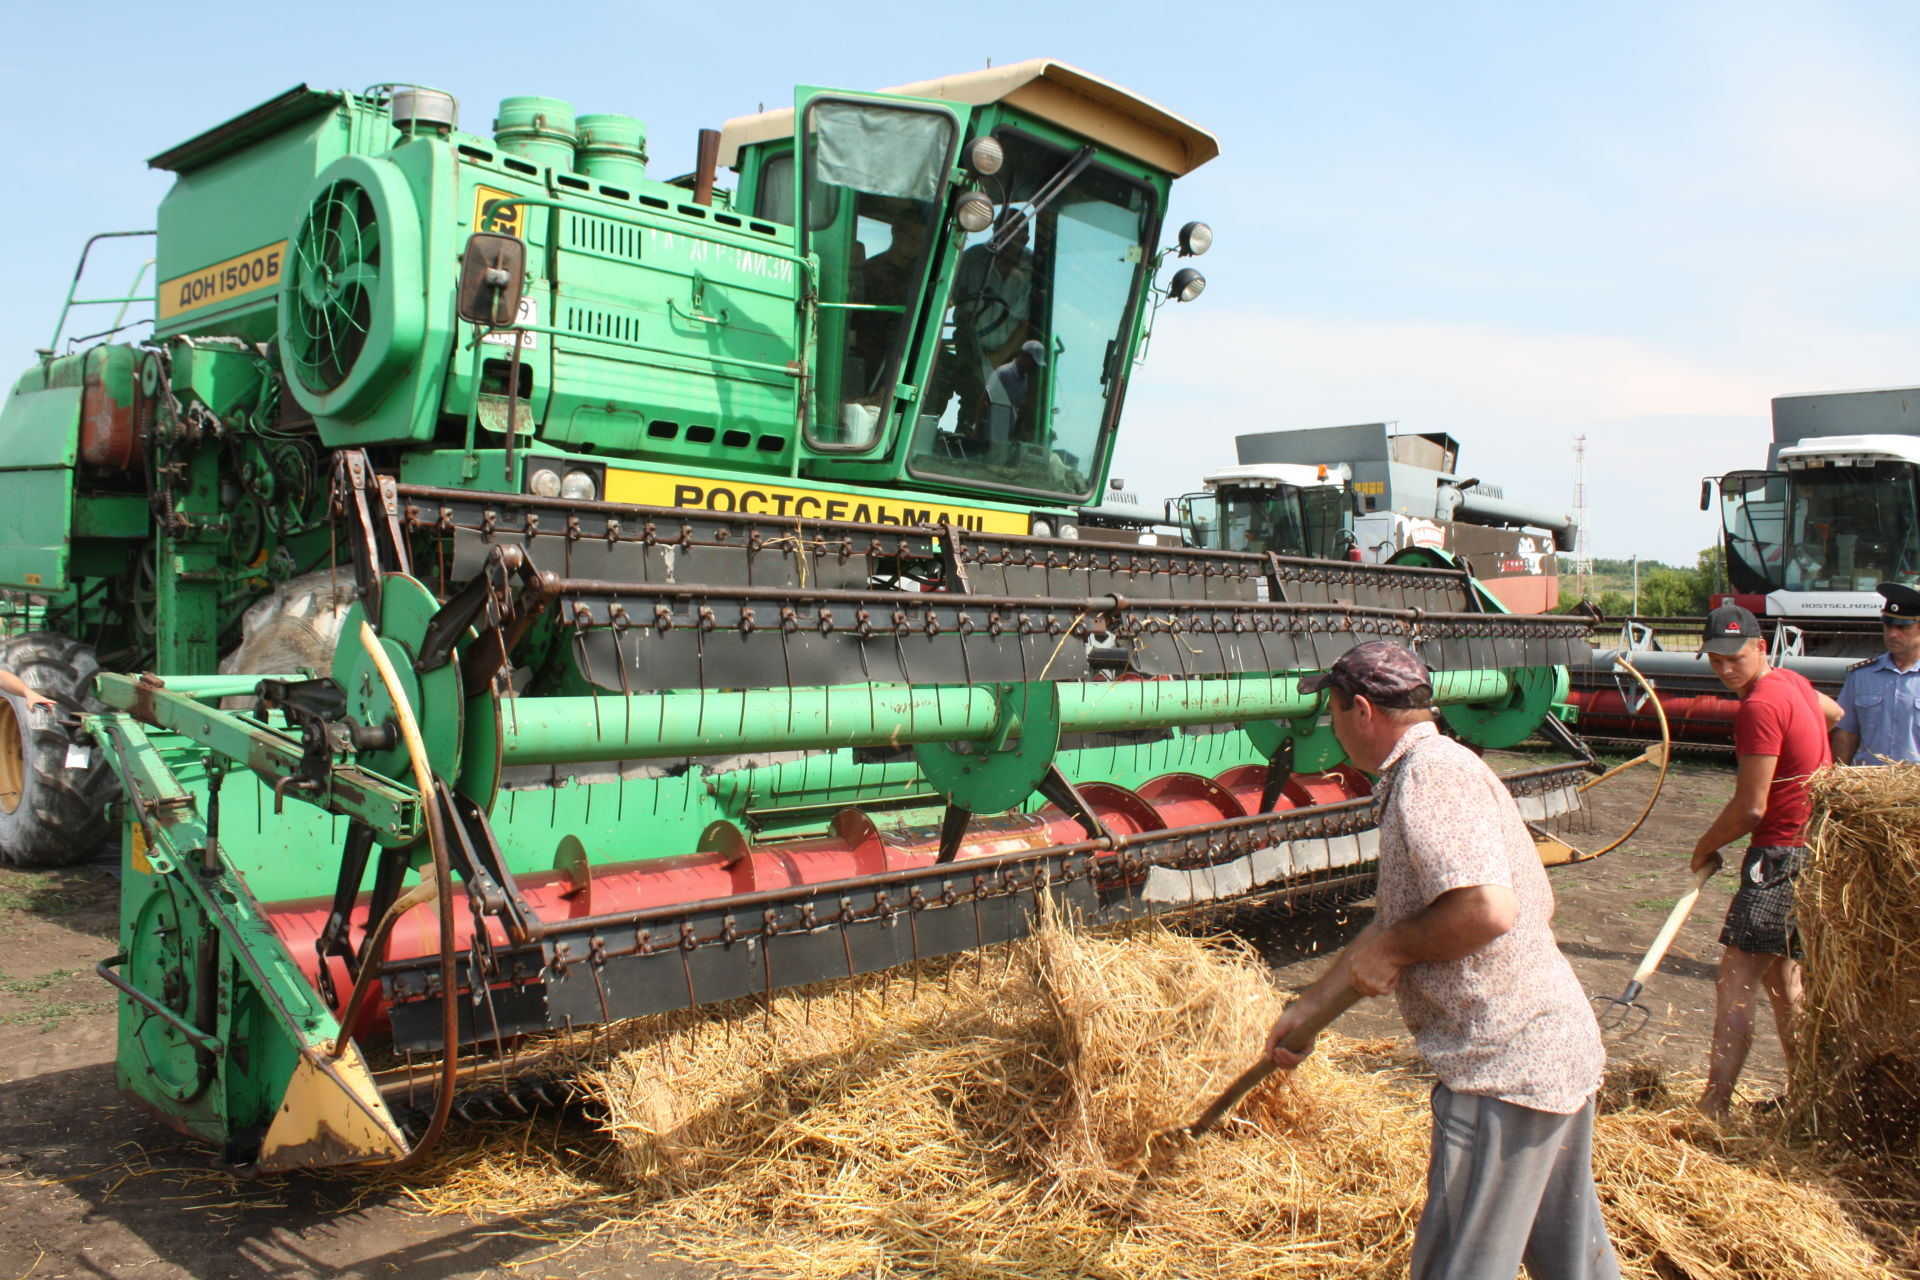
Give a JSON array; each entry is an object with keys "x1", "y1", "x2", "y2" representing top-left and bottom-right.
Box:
[{"x1": 284, "y1": 179, "x2": 382, "y2": 394}]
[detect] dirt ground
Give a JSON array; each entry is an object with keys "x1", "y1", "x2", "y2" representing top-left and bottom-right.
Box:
[{"x1": 0, "y1": 750, "x2": 1778, "y2": 1280}]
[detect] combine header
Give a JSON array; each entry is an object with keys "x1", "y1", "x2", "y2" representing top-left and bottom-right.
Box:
[{"x1": 0, "y1": 63, "x2": 1599, "y2": 1170}]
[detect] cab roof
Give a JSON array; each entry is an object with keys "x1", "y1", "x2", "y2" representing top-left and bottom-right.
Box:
[
  {"x1": 1204, "y1": 462, "x2": 1351, "y2": 490},
  {"x1": 716, "y1": 58, "x2": 1220, "y2": 177}
]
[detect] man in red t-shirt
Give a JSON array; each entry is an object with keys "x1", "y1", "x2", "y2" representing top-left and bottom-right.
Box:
[{"x1": 1690, "y1": 605, "x2": 1842, "y2": 1117}]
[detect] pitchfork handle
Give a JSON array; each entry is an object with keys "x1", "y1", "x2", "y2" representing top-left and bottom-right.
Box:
[
  {"x1": 1187, "y1": 983, "x2": 1364, "y2": 1135},
  {"x1": 1631, "y1": 864, "x2": 1716, "y2": 986}
]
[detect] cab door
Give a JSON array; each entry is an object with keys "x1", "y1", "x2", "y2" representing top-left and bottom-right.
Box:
[
  {"x1": 1175, "y1": 492, "x2": 1219, "y2": 549},
  {"x1": 792, "y1": 87, "x2": 967, "y2": 456}
]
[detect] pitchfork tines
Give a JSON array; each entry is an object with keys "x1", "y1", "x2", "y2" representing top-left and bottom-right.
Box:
[
  {"x1": 1592, "y1": 980, "x2": 1652, "y2": 1037},
  {"x1": 1590, "y1": 863, "x2": 1715, "y2": 1040}
]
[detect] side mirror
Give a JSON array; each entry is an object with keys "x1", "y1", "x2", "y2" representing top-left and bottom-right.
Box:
[
  {"x1": 1699, "y1": 479, "x2": 1713, "y2": 511},
  {"x1": 457, "y1": 233, "x2": 527, "y2": 328}
]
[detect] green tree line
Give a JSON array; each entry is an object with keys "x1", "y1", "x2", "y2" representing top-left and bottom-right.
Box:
[{"x1": 1555, "y1": 546, "x2": 1727, "y2": 617}]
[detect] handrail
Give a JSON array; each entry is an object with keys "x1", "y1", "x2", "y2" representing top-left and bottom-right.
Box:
[{"x1": 49, "y1": 231, "x2": 157, "y2": 352}]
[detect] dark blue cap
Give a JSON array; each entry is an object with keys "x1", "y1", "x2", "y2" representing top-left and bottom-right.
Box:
[{"x1": 1878, "y1": 582, "x2": 1920, "y2": 623}]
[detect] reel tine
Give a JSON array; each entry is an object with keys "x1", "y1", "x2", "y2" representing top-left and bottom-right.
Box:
[
  {"x1": 610, "y1": 609, "x2": 633, "y2": 700},
  {"x1": 780, "y1": 618, "x2": 796, "y2": 734},
  {"x1": 591, "y1": 956, "x2": 612, "y2": 1027}
]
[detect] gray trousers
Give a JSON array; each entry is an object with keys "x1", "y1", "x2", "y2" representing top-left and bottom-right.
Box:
[{"x1": 1409, "y1": 1083, "x2": 1620, "y2": 1280}]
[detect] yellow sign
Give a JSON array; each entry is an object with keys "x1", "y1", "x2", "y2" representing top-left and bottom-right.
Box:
[
  {"x1": 473, "y1": 185, "x2": 525, "y2": 238},
  {"x1": 603, "y1": 467, "x2": 1026, "y2": 533},
  {"x1": 159, "y1": 241, "x2": 286, "y2": 320},
  {"x1": 1352, "y1": 481, "x2": 1385, "y2": 496},
  {"x1": 129, "y1": 822, "x2": 153, "y2": 876}
]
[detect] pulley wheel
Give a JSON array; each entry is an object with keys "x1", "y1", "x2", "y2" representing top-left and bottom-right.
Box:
[{"x1": 330, "y1": 573, "x2": 462, "y2": 787}]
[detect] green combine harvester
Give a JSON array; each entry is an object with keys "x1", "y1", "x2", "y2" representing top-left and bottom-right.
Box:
[{"x1": 0, "y1": 61, "x2": 1600, "y2": 1171}]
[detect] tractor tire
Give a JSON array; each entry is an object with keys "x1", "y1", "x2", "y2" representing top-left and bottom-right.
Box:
[{"x1": 0, "y1": 632, "x2": 119, "y2": 867}]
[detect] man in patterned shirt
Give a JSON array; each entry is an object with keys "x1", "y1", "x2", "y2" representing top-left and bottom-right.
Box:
[{"x1": 1266, "y1": 641, "x2": 1617, "y2": 1280}]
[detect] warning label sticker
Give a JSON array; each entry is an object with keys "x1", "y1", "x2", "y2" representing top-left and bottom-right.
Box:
[{"x1": 603, "y1": 467, "x2": 1025, "y2": 533}]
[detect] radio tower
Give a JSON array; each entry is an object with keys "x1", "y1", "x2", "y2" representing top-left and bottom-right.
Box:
[{"x1": 1571, "y1": 435, "x2": 1593, "y2": 598}]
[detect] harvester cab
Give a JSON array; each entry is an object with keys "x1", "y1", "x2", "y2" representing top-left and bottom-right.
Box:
[
  {"x1": 0, "y1": 62, "x2": 1605, "y2": 1173},
  {"x1": 1572, "y1": 386, "x2": 1919, "y2": 747},
  {"x1": 1176, "y1": 462, "x2": 1358, "y2": 563},
  {"x1": 1706, "y1": 386, "x2": 1920, "y2": 636}
]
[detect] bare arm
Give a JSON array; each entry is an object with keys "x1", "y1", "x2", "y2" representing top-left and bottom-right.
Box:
[
  {"x1": 1266, "y1": 885, "x2": 1517, "y2": 1064},
  {"x1": 1832, "y1": 728, "x2": 1860, "y2": 765},
  {"x1": 1817, "y1": 692, "x2": 1844, "y2": 730},
  {"x1": 0, "y1": 670, "x2": 53, "y2": 712},
  {"x1": 1691, "y1": 752, "x2": 1777, "y2": 872}
]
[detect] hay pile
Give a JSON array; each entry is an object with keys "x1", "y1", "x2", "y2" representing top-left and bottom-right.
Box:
[
  {"x1": 1798, "y1": 763, "x2": 1920, "y2": 1161},
  {"x1": 380, "y1": 914, "x2": 1904, "y2": 1279}
]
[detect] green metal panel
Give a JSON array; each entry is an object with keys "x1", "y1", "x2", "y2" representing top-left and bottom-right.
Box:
[
  {"x1": 72, "y1": 493, "x2": 151, "y2": 540},
  {"x1": 0, "y1": 383, "x2": 81, "y2": 468},
  {"x1": 167, "y1": 340, "x2": 268, "y2": 418},
  {"x1": 101, "y1": 716, "x2": 346, "y2": 1147},
  {"x1": 0, "y1": 385, "x2": 79, "y2": 589},
  {"x1": 0, "y1": 471, "x2": 73, "y2": 589},
  {"x1": 484, "y1": 771, "x2": 729, "y2": 878},
  {"x1": 541, "y1": 208, "x2": 805, "y2": 468},
  {"x1": 154, "y1": 92, "x2": 361, "y2": 342}
]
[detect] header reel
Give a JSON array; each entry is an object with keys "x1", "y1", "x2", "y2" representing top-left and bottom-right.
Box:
[{"x1": 90, "y1": 450, "x2": 1603, "y2": 1171}]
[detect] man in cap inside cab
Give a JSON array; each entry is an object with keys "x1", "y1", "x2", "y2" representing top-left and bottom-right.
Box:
[
  {"x1": 1832, "y1": 582, "x2": 1920, "y2": 766},
  {"x1": 1688, "y1": 603, "x2": 1843, "y2": 1117}
]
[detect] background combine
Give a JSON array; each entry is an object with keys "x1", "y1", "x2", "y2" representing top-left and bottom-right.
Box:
[
  {"x1": 0, "y1": 62, "x2": 1598, "y2": 1172},
  {"x1": 1172, "y1": 422, "x2": 1576, "y2": 613},
  {"x1": 1570, "y1": 384, "x2": 1919, "y2": 747}
]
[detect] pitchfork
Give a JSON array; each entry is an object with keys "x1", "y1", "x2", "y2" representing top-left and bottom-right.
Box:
[
  {"x1": 1174, "y1": 982, "x2": 1365, "y2": 1139},
  {"x1": 1592, "y1": 863, "x2": 1715, "y2": 1037}
]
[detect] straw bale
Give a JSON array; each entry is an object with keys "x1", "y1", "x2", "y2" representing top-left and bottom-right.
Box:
[
  {"x1": 1796, "y1": 763, "x2": 1920, "y2": 1161},
  {"x1": 369, "y1": 911, "x2": 1908, "y2": 1278}
]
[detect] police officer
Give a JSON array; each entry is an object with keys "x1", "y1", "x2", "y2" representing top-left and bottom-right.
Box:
[{"x1": 1832, "y1": 582, "x2": 1920, "y2": 766}]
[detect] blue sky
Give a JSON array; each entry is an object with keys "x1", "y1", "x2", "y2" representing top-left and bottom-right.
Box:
[{"x1": 8, "y1": 1, "x2": 1919, "y2": 564}]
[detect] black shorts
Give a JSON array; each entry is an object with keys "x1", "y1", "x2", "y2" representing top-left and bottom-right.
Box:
[{"x1": 1720, "y1": 845, "x2": 1807, "y2": 958}]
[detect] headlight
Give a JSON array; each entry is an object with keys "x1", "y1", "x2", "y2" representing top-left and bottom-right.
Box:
[
  {"x1": 1059, "y1": 521, "x2": 1079, "y2": 540},
  {"x1": 1030, "y1": 517, "x2": 1053, "y2": 539},
  {"x1": 1177, "y1": 221, "x2": 1214, "y2": 257},
  {"x1": 1168, "y1": 267, "x2": 1207, "y2": 303},
  {"x1": 560, "y1": 469, "x2": 598, "y2": 501},
  {"x1": 956, "y1": 192, "x2": 996, "y2": 234},
  {"x1": 966, "y1": 137, "x2": 1005, "y2": 176},
  {"x1": 529, "y1": 467, "x2": 561, "y2": 497}
]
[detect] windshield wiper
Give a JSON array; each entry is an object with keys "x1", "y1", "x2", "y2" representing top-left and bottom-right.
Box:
[{"x1": 989, "y1": 145, "x2": 1096, "y2": 254}]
